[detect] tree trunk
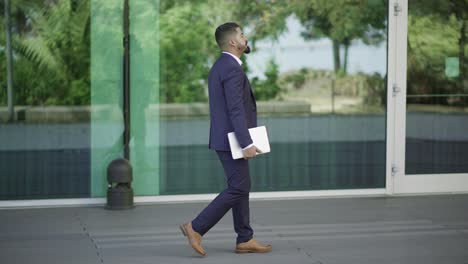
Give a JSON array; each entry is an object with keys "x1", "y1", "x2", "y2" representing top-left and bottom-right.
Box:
[
  {"x1": 451, "y1": 0, "x2": 467, "y2": 105},
  {"x1": 459, "y1": 18, "x2": 466, "y2": 92},
  {"x1": 343, "y1": 42, "x2": 350, "y2": 75},
  {"x1": 332, "y1": 39, "x2": 341, "y2": 74},
  {"x1": 4, "y1": 0, "x2": 14, "y2": 122}
]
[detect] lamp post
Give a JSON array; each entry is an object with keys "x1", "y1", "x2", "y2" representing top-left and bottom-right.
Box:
[{"x1": 123, "y1": 0, "x2": 131, "y2": 160}]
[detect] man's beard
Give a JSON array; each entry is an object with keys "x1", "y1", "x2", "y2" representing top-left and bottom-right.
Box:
[{"x1": 237, "y1": 41, "x2": 251, "y2": 54}]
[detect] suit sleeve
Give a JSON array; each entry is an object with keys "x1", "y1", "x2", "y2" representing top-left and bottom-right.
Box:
[{"x1": 223, "y1": 67, "x2": 253, "y2": 148}]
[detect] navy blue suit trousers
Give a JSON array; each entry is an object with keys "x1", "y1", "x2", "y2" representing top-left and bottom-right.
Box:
[
  {"x1": 191, "y1": 53, "x2": 257, "y2": 244},
  {"x1": 192, "y1": 151, "x2": 253, "y2": 244}
]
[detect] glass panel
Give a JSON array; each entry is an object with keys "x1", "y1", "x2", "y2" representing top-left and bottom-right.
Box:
[
  {"x1": 158, "y1": 1, "x2": 388, "y2": 194},
  {"x1": 91, "y1": 0, "x2": 161, "y2": 197},
  {"x1": 406, "y1": 1, "x2": 468, "y2": 174},
  {"x1": 90, "y1": 0, "x2": 124, "y2": 197},
  {"x1": 0, "y1": 0, "x2": 92, "y2": 199},
  {"x1": 129, "y1": 0, "x2": 160, "y2": 196},
  {"x1": 0, "y1": 1, "x2": 390, "y2": 200}
]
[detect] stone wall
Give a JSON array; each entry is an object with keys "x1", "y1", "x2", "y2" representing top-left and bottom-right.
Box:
[{"x1": 0, "y1": 101, "x2": 312, "y2": 123}]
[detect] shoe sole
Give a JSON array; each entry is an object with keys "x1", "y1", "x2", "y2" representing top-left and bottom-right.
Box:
[{"x1": 235, "y1": 248, "x2": 272, "y2": 254}]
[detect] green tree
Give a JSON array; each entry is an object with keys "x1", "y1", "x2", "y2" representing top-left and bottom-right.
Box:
[
  {"x1": 158, "y1": 0, "x2": 291, "y2": 103},
  {"x1": 252, "y1": 58, "x2": 282, "y2": 100},
  {"x1": 292, "y1": 0, "x2": 387, "y2": 75},
  {"x1": 159, "y1": 2, "x2": 217, "y2": 103},
  {"x1": 0, "y1": 0, "x2": 90, "y2": 105},
  {"x1": 407, "y1": 0, "x2": 467, "y2": 103},
  {"x1": 233, "y1": 0, "x2": 292, "y2": 43}
]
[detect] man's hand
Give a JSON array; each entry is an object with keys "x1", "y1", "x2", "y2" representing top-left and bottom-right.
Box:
[{"x1": 242, "y1": 145, "x2": 263, "y2": 160}]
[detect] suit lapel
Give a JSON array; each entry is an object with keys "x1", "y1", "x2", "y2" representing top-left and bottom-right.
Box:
[{"x1": 221, "y1": 53, "x2": 256, "y2": 105}]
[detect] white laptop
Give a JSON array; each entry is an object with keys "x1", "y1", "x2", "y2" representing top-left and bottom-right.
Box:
[{"x1": 227, "y1": 126, "x2": 271, "y2": 160}]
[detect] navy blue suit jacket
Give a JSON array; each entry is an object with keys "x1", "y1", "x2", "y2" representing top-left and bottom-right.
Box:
[{"x1": 208, "y1": 53, "x2": 257, "y2": 151}]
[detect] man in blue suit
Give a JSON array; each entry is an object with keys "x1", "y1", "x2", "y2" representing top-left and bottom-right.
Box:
[{"x1": 180, "y1": 22, "x2": 272, "y2": 256}]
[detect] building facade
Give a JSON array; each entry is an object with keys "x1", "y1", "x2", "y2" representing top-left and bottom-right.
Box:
[{"x1": 1, "y1": 0, "x2": 467, "y2": 207}]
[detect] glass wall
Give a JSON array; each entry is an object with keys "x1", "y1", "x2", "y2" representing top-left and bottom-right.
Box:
[
  {"x1": 405, "y1": 0, "x2": 468, "y2": 174},
  {"x1": 0, "y1": 0, "x2": 92, "y2": 199},
  {"x1": 90, "y1": 0, "x2": 160, "y2": 198},
  {"x1": 128, "y1": 0, "x2": 160, "y2": 196},
  {"x1": 1, "y1": 0, "x2": 389, "y2": 200},
  {"x1": 158, "y1": 0, "x2": 389, "y2": 194},
  {"x1": 90, "y1": 0, "x2": 124, "y2": 197},
  {"x1": 0, "y1": 0, "x2": 161, "y2": 200}
]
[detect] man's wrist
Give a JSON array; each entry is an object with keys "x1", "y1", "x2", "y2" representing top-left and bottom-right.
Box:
[{"x1": 242, "y1": 143, "x2": 254, "y2": 150}]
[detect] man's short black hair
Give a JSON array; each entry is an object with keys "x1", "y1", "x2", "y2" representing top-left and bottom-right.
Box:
[{"x1": 215, "y1": 22, "x2": 240, "y2": 49}]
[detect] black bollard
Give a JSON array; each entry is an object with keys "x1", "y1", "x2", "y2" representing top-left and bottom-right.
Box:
[{"x1": 106, "y1": 158, "x2": 135, "y2": 210}]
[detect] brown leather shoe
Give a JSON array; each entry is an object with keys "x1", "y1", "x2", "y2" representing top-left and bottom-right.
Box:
[
  {"x1": 179, "y1": 222, "x2": 207, "y2": 256},
  {"x1": 235, "y1": 239, "x2": 272, "y2": 253}
]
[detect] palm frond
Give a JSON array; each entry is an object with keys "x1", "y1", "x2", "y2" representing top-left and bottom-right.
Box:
[
  {"x1": 70, "y1": 0, "x2": 90, "y2": 44},
  {"x1": 12, "y1": 35, "x2": 66, "y2": 79},
  {"x1": 11, "y1": 0, "x2": 42, "y2": 10}
]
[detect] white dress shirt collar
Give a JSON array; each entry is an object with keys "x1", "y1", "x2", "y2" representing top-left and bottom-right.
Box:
[{"x1": 222, "y1": 51, "x2": 243, "y2": 65}]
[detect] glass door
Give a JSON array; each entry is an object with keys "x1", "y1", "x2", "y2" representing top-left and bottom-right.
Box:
[{"x1": 390, "y1": 0, "x2": 468, "y2": 194}]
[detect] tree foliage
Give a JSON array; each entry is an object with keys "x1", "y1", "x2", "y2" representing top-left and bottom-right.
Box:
[
  {"x1": 407, "y1": 0, "x2": 468, "y2": 105},
  {"x1": 1, "y1": 0, "x2": 465, "y2": 107},
  {"x1": 0, "y1": 0, "x2": 90, "y2": 105}
]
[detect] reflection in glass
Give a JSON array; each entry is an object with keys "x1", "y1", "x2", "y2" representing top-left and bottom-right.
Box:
[
  {"x1": 158, "y1": 1, "x2": 388, "y2": 194},
  {"x1": 0, "y1": 0, "x2": 91, "y2": 199},
  {"x1": 406, "y1": 0, "x2": 468, "y2": 174}
]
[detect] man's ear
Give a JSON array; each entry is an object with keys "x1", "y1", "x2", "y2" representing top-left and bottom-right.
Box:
[{"x1": 228, "y1": 38, "x2": 235, "y2": 48}]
